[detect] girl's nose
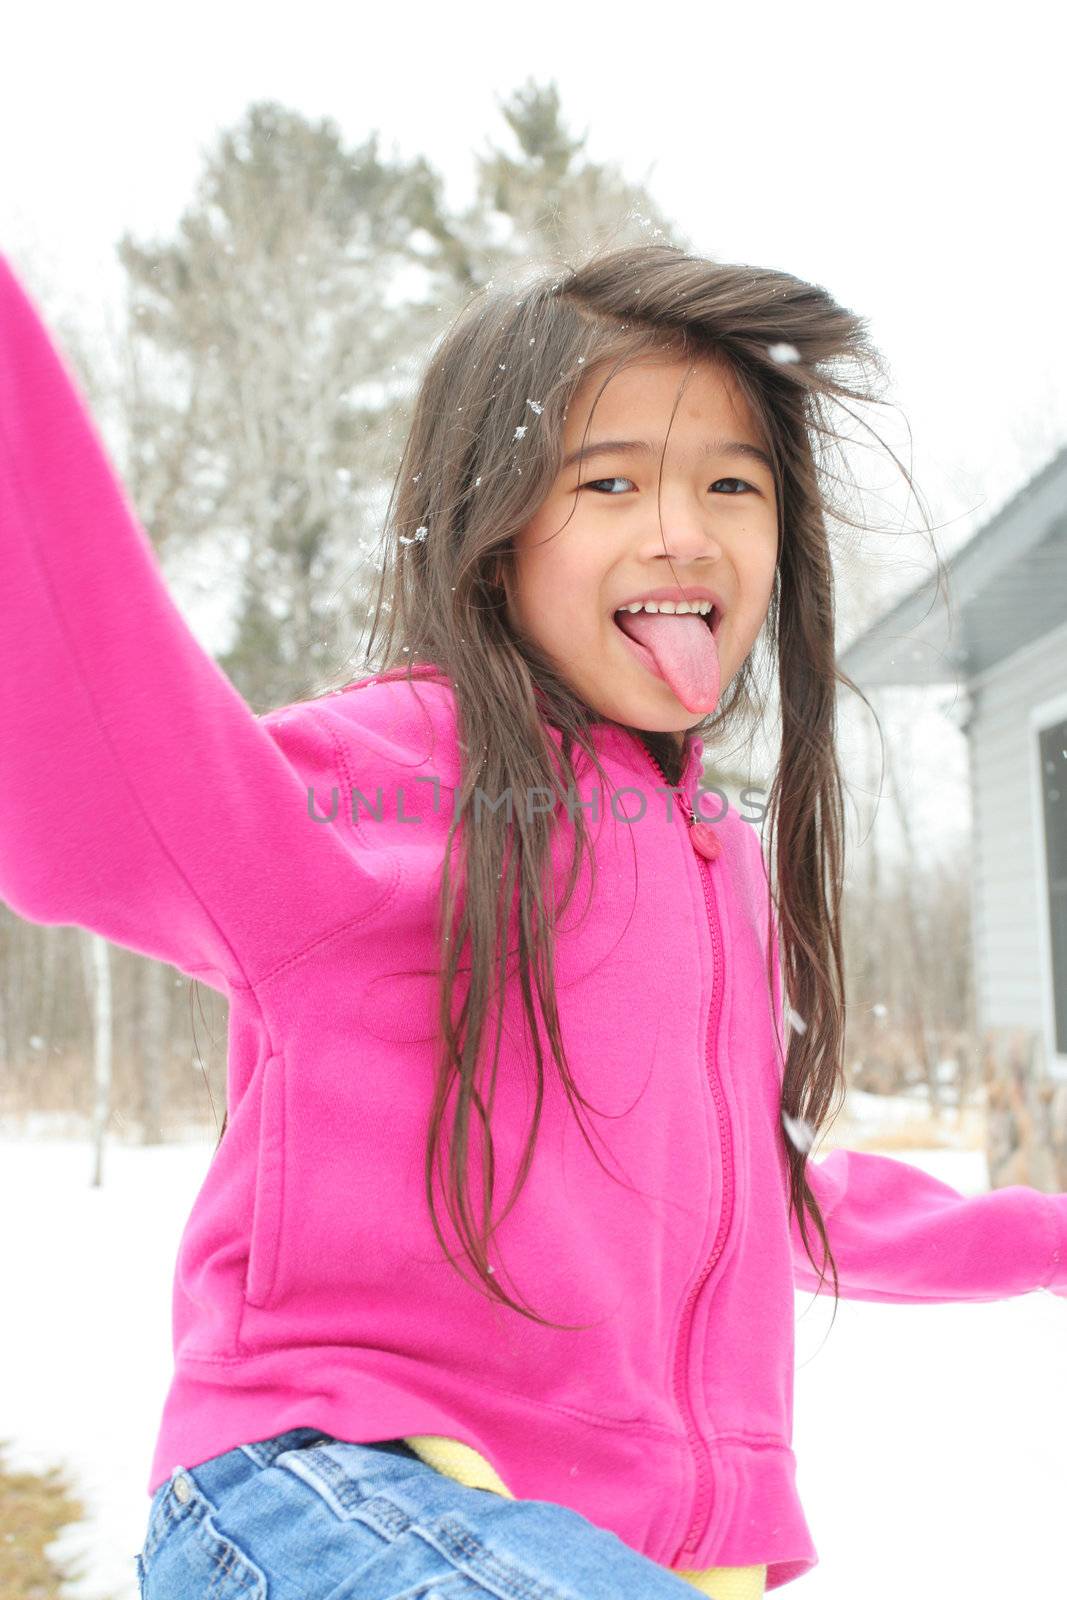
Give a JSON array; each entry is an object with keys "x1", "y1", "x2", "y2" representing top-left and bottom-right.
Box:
[
  {"x1": 649, "y1": 519, "x2": 725, "y2": 564},
  {"x1": 641, "y1": 486, "x2": 727, "y2": 564}
]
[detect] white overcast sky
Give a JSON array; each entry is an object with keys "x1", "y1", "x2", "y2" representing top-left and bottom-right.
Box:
[{"x1": 2, "y1": 0, "x2": 1063, "y2": 859}]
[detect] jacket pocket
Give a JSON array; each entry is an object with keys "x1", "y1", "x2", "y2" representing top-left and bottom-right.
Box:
[{"x1": 244, "y1": 1051, "x2": 287, "y2": 1309}]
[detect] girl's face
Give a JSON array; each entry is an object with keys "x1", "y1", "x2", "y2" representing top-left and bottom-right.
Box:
[{"x1": 501, "y1": 354, "x2": 779, "y2": 748}]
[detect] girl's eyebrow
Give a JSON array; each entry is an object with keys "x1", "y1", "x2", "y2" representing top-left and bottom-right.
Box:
[{"x1": 561, "y1": 437, "x2": 775, "y2": 475}]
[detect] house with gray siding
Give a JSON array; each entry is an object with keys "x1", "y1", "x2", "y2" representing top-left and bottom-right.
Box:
[{"x1": 836, "y1": 445, "x2": 1067, "y2": 1084}]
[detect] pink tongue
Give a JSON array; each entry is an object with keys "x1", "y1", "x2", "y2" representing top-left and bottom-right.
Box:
[{"x1": 615, "y1": 610, "x2": 720, "y2": 714}]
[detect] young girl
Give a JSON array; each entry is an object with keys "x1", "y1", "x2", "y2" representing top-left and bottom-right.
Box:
[{"x1": 1, "y1": 241, "x2": 1064, "y2": 1600}]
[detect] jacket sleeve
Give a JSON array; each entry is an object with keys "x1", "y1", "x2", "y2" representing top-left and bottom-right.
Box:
[
  {"x1": 753, "y1": 824, "x2": 1067, "y2": 1303},
  {"x1": 791, "y1": 1143, "x2": 1067, "y2": 1304},
  {"x1": 0, "y1": 252, "x2": 371, "y2": 993}
]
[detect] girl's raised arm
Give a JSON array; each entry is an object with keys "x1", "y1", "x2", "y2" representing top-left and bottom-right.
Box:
[{"x1": 0, "y1": 253, "x2": 367, "y2": 993}]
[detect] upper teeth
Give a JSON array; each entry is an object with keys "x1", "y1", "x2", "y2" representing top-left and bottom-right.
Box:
[{"x1": 617, "y1": 601, "x2": 715, "y2": 615}]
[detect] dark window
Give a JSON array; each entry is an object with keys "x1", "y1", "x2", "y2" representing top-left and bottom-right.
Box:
[{"x1": 1039, "y1": 716, "x2": 1067, "y2": 1056}]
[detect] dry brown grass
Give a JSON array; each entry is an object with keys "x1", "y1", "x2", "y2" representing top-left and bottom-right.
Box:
[
  {"x1": 0, "y1": 1439, "x2": 95, "y2": 1599},
  {"x1": 823, "y1": 1102, "x2": 987, "y2": 1155},
  {"x1": 849, "y1": 1122, "x2": 973, "y2": 1152}
]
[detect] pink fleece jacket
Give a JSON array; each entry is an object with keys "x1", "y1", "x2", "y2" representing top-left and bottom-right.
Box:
[{"x1": 3, "y1": 252, "x2": 1066, "y2": 1590}]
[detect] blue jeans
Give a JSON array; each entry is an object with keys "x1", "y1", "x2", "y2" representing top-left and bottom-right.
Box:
[{"x1": 135, "y1": 1425, "x2": 704, "y2": 1598}]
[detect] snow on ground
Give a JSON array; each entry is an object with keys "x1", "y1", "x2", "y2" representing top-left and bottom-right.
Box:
[{"x1": 1, "y1": 1113, "x2": 1065, "y2": 1598}]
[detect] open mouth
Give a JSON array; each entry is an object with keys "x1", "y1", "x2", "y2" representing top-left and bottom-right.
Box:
[{"x1": 612, "y1": 606, "x2": 722, "y2": 640}]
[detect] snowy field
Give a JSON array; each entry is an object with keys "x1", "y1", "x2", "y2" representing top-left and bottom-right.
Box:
[{"x1": 1, "y1": 1112, "x2": 1065, "y2": 1598}]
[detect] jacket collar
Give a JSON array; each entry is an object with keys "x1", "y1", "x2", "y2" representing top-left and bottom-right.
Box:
[
  {"x1": 547, "y1": 718, "x2": 706, "y2": 804},
  {"x1": 355, "y1": 665, "x2": 705, "y2": 802}
]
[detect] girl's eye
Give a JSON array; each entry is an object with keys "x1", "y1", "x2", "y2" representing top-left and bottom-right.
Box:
[{"x1": 578, "y1": 476, "x2": 756, "y2": 496}]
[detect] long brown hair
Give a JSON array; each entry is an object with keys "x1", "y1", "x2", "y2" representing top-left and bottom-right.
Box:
[{"x1": 217, "y1": 241, "x2": 943, "y2": 1328}]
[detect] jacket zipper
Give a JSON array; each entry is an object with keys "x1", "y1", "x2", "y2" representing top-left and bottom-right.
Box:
[{"x1": 637, "y1": 739, "x2": 735, "y2": 1562}]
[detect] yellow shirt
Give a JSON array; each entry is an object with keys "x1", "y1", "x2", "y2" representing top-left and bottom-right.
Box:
[{"x1": 404, "y1": 1433, "x2": 767, "y2": 1599}]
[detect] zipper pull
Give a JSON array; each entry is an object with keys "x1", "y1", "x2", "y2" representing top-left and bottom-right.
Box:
[
  {"x1": 639, "y1": 739, "x2": 722, "y2": 860},
  {"x1": 688, "y1": 821, "x2": 722, "y2": 860},
  {"x1": 675, "y1": 785, "x2": 722, "y2": 861}
]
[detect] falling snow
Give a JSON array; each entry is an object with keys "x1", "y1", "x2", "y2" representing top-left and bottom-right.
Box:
[
  {"x1": 782, "y1": 1111, "x2": 816, "y2": 1153},
  {"x1": 525, "y1": 399, "x2": 543, "y2": 414},
  {"x1": 399, "y1": 525, "x2": 429, "y2": 545},
  {"x1": 872, "y1": 1002, "x2": 888, "y2": 1019},
  {"x1": 513, "y1": 425, "x2": 527, "y2": 441},
  {"x1": 767, "y1": 343, "x2": 800, "y2": 365}
]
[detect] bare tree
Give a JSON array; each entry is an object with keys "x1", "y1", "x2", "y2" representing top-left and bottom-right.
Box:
[{"x1": 77, "y1": 932, "x2": 113, "y2": 1187}]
